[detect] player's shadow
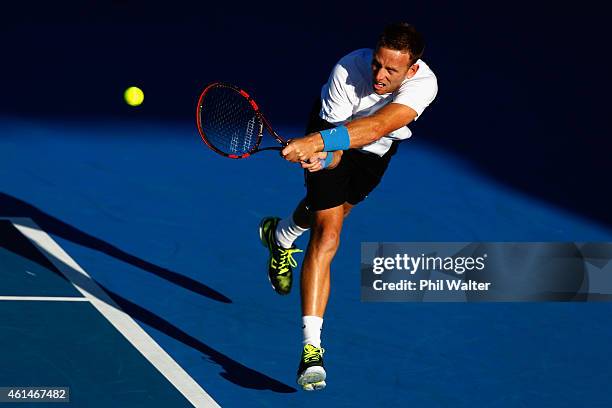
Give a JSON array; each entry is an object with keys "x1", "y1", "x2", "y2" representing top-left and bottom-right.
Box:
[
  {"x1": 104, "y1": 290, "x2": 296, "y2": 393},
  {"x1": 0, "y1": 192, "x2": 231, "y2": 303},
  {"x1": 0, "y1": 218, "x2": 295, "y2": 393}
]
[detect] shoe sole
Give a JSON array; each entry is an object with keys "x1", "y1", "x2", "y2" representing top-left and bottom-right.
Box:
[
  {"x1": 301, "y1": 381, "x2": 326, "y2": 391},
  {"x1": 258, "y1": 217, "x2": 269, "y2": 248},
  {"x1": 297, "y1": 366, "x2": 326, "y2": 391}
]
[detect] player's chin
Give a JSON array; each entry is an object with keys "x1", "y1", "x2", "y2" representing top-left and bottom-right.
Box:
[
  {"x1": 373, "y1": 88, "x2": 388, "y2": 95},
  {"x1": 372, "y1": 82, "x2": 388, "y2": 94}
]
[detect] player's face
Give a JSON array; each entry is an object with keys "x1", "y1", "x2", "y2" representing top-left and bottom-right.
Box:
[{"x1": 371, "y1": 47, "x2": 418, "y2": 95}]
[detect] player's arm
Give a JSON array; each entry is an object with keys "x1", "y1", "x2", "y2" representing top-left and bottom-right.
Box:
[
  {"x1": 281, "y1": 103, "x2": 417, "y2": 162},
  {"x1": 343, "y1": 103, "x2": 417, "y2": 148}
]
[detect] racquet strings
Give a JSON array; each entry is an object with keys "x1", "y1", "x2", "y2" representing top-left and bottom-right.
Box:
[{"x1": 199, "y1": 85, "x2": 262, "y2": 156}]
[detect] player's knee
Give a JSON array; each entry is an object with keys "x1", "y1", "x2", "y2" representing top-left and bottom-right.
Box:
[{"x1": 314, "y1": 227, "x2": 340, "y2": 252}]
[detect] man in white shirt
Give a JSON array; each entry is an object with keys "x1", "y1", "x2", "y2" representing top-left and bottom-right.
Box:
[{"x1": 259, "y1": 22, "x2": 438, "y2": 391}]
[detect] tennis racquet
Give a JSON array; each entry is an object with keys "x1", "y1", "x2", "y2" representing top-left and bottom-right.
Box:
[{"x1": 196, "y1": 82, "x2": 287, "y2": 159}]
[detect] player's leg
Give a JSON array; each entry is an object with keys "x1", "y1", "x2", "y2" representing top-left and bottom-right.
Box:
[
  {"x1": 260, "y1": 198, "x2": 352, "y2": 296},
  {"x1": 259, "y1": 97, "x2": 337, "y2": 295},
  {"x1": 295, "y1": 147, "x2": 397, "y2": 390},
  {"x1": 293, "y1": 199, "x2": 352, "y2": 229},
  {"x1": 301, "y1": 205, "x2": 344, "y2": 317},
  {"x1": 296, "y1": 204, "x2": 344, "y2": 391}
]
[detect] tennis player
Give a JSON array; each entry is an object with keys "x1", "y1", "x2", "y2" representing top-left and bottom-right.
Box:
[{"x1": 259, "y1": 22, "x2": 438, "y2": 391}]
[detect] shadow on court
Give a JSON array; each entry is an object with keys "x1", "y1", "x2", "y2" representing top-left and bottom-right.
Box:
[
  {"x1": 104, "y1": 290, "x2": 296, "y2": 393},
  {"x1": 0, "y1": 192, "x2": 231, "y2": 303},
  {"x1": 0, "y1": 219, "x2": 67, "y2": 281},
  {"x1": 0, "y1": 212, "x2": 296, "y2": 393}
]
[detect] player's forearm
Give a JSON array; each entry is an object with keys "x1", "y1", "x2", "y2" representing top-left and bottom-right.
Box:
[
  {"x1": 311, "y1": 116, "x2": 387, "y2": 152},
  {"x1": 344, "y1": 116, "x2": 388, "y2": 148},
  {"x1": 313, "y1": 104, "x2": 417, "y2": 153}
]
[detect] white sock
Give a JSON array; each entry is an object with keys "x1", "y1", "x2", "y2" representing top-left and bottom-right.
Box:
[
  {"x1": 275, "y1": 216, "x2": 308, "y2": 249},
  {"x1": 302, "y1": 315, "x2": 323, "y2": 348}
]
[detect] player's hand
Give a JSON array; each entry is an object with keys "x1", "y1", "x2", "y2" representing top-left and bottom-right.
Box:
[
  {"x1": 281, "y1": 134, "x2": 321, "y2": 163},
  {"x1": 301, "y1": 151, "x2": 342, "y2": 172},
  {"x1": 301, "y1": 152, "x2": 328, "y2": 172}
]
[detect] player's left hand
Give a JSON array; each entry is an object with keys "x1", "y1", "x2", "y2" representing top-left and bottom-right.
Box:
[
  {"x1": 281, "y1": 135, "x2": 319, "y2": 163},
  {"x1": 301, "y1": 152, "x2": 328, "y2": 172}
]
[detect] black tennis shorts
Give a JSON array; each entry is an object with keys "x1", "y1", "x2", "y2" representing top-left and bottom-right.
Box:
[{"x1": 303, "y1": 100, "x2": 400, "y2": 211}]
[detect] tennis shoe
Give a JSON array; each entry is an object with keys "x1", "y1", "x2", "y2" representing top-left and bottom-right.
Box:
[
  {"x1": 297, "y1": 344, "x2": 326, "y2": 391},
  {"x1": 259, "y1": 216, "x2": 302, "y2": 295}
]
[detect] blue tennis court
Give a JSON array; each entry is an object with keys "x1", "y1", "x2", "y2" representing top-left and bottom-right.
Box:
[{"x1": 1, "y1": 117, "x2": 611, "y2": 407}]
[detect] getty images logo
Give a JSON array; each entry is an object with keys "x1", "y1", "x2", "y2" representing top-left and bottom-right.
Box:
[{"x1": 372, "y1": 253, "x2": 488, "y2": 275}]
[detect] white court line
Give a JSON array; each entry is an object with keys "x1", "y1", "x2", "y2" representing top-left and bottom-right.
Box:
[
  {"x1": 0, "y1": 296, "x2": 89, "y2": 301},
  {"x1": 3, "y1": 217, "x2": 221, "y2": 408}
]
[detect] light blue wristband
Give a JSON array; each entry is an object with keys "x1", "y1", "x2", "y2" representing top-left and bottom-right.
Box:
[
  {"x1": 320, "y1": 152, "x2": 334, "y2": 169},
  {"x1": 320, "y1": 125, "x2": 350, "y2": 152}
]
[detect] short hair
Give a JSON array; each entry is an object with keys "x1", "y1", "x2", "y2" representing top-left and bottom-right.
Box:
[{"x1": 376, "y1": 22, "x2": 425, "y2": 65}]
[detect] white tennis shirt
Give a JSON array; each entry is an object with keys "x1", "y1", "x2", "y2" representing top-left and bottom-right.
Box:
[{"x1": 319, "y1": 48, "x2": 438, "y2": 156}]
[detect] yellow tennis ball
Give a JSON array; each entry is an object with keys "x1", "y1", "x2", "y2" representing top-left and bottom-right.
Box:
[{"x1": 124, "y1": 86, "x2": 144, "y2": 106}]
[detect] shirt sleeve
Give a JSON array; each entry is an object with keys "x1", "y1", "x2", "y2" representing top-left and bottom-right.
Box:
[
  {"x1": 393, "y1": 72, "x2": 438, "y2": 120},
  {"x1": 319, "y1": 63, "x2": 354, "y2": 125}
]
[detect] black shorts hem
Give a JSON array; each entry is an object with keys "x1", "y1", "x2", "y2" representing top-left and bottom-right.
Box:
[{"x1": 304, "y1": 148, "x2": 394, "y2": 212}]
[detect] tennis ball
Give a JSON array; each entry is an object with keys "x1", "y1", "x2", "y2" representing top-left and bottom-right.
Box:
[{"x1": 124, "y1": 86, "x2": 144, "y2": 107}]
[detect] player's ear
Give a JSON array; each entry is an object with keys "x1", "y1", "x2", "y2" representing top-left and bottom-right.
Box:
[{"x1": 405, "y1": 63, "x2": 419, "y2": 79}]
